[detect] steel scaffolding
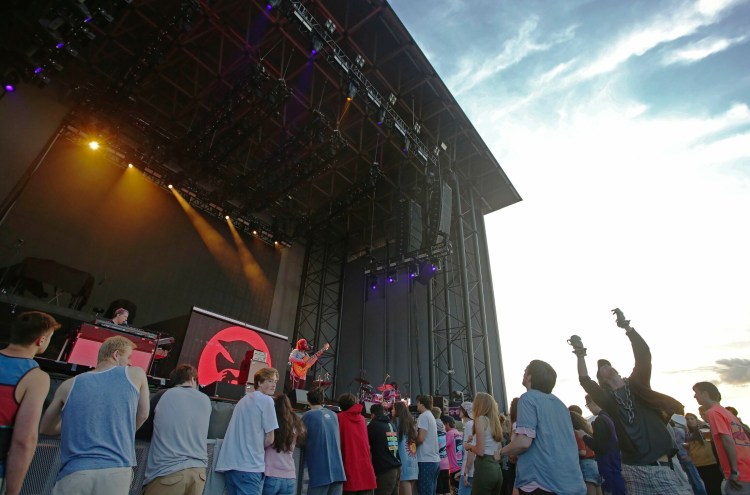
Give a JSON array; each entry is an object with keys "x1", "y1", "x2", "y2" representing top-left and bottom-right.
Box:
[
  {"x1": 429, "y1": 178, "x2": 495, "y2": 400},
  {"x1": 292, "y1": 230, "x2": 347, "y2": 398}
]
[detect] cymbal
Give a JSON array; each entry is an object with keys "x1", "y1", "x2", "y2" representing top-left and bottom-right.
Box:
[
  {"x1": 377, "y1": 384, "x2": 394, "y2": 391},
  {"x1": 355, "y1": 377, "x2": 370, "y2": 384}
]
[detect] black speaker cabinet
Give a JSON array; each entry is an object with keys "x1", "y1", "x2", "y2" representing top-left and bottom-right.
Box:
[{"x1": 201, "y1": 381, "x2": 245, "y2": 401}]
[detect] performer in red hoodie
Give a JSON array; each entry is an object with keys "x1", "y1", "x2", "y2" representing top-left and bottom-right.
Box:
[{"x1": 337, "y1": 393, "x2": 377, "y2": 494}]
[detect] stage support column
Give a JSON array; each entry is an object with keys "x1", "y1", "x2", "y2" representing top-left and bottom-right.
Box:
[
  {"x1": 442, "y1": 257, "x2": 454, "y2": 397},
  {"x1": 452, "y1": 172, "x2": 477, "y2": 397},
  {"x1": 291, "y1": 228, "x2": 346, "y2": 399},
  {"x1": 471, "y1": 187, "x2": 494, "y2": 397},
  {"x1": 427, "y1": 278, "x2": 436, "y2": 395}
]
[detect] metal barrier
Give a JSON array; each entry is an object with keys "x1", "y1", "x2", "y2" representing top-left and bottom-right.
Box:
[{"x1": 20, "y1": 436, "x2": 307, "y2": 495}]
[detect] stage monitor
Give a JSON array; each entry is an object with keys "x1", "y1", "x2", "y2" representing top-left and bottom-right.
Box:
[{"x1": 177, "y1": 307, "x2": 290, "y2": 389}]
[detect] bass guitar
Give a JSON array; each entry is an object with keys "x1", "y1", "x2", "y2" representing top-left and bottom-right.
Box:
[{"x1": 291, "y1": 343, "x2": 330, "y2": 379}]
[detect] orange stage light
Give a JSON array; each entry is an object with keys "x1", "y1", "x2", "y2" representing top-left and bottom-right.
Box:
[
  {"x1": 168, "y1": 184, "x2": 173, "y2": 189},
  {"x1": 88, "y1": 141, "x2": 100, "y2": 150}
]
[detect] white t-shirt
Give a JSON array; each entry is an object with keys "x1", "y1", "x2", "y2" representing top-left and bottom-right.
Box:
[
  {"x1": 416, "y1": 410, "x2": 440, "y2": 462},
  {"x1": 216, "y1": 390, "x2": 279, "y2": 473}
]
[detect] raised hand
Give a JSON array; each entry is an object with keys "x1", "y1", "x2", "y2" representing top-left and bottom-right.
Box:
[
  {"x1": 611, "y1": 308, "x2": 632, "y2": 330},
  {"x1": 567, "y1": 335, "x2": 587, "y2": 356}
]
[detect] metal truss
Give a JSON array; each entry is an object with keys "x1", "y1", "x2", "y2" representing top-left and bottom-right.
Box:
[
  {"x1": 428, "y1": 177, "x2": 494, "y2": 400},
  {"x1": 292, "y1": 229, "x2": 347, "y2": 398}
]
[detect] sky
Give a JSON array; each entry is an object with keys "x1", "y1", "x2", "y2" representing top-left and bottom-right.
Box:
[{"x1": 390, "y1": 0, "x2": 750, "y2": 418}]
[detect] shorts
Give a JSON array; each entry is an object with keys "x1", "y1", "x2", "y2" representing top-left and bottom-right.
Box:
[
  {"x1": 580, "y1": 458, "x2": 602, "y2": 485},
  {"x1": 51, "y1": 467, "x2": 133, "y2": 495},
  {"x1": 436, "y1": 469, "x2": 450, "y2": 493}
]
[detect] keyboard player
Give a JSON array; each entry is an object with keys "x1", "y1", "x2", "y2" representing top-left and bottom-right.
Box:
[{"x1": 111, "y1": 308, "x2": 129, "y2": 326}]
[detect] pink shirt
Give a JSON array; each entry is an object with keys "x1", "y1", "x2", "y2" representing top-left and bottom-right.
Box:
[
  {"x1": 264, "y1": 439, "x2": 297, "y2": 479},
  {"x1": 446, "y1": 428, "x2": 463, "y2": 473}
]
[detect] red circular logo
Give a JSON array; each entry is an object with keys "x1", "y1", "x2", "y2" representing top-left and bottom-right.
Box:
[{"x1": 197, "y1": 326, "x2": 272, "y2": 385}]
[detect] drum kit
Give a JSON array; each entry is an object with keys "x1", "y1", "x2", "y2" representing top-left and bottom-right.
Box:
[{"x1": 356, "y1": 377, "x2": 401, "y2": 408}]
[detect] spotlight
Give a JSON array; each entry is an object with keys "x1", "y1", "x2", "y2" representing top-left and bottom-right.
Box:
[
  {"x1": 266, "y1": 0, "x2": 282, "y2": 9},
  {"x1": 311, "y1": 35, "x2": 323, "y2": 56},
  {"x1": 274, "y1": 240, "x2": 279, "y2": 246},
  {"x1": 346, "y1": 80, "x2": 358, "y2": 101},
  {"x1": 168, "y1": 184, "x2": 173, "y2": 189},
  {"x1": 387, "y1": 270, "x2": 397, "y2": 283},
  {"x1": 408, "y1": 264, "x2": 419, "y2": 278},
  {"x1": 88, "y1": 140, "x2": 100, "y2": 150},
  {"x1": 376, "y1": 107, "x2": 386, "y2": 126},
  {"x1": 225, "y1": 215, "x2": 230, "y2": 220},
  {"x1": 252, "y1": 230, "x2": 258, "y2": 235},
  {"x1": 355, "y1": 54, "x2": 365, "y2": 68},
  {"x1": 324, "y1": 18, "x2": 336, "y2": 34},
  {"x1": 367, "y1": 274, "x2": 378, "y2": 290},
  {"x1": 2, "y1": 67, "x2": 21, "y2": 92},
  {"x1": 402, "y1": 137, "x2": 410, "y2": 155},
  {"x1": 128, "y1": 163, "x2": 133, "y2": 168}
]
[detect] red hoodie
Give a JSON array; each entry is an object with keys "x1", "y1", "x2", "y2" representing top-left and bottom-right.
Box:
[{"x1": 338, "y1": 403, "x2": 377, "y2": 491}]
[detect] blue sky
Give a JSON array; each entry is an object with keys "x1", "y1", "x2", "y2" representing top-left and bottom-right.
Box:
[{"x1": 391, "y1": 0, "x2": 750, "y2": 416}]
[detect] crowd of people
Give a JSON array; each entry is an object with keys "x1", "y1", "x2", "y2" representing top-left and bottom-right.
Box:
[{"x1": 1, "y1": 309, "x2": 750, "y2": 495}]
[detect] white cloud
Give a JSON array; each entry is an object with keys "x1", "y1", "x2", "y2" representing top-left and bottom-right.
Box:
[
  {"x1": 577, "y1": 0, "x2": 741, "y2": 79},
  {"x1": 663, "y1": 34, "x2": 749, "y2": 64},
  {"x1": 447, "y1": 18, "x2": 575, "y2": 95}
]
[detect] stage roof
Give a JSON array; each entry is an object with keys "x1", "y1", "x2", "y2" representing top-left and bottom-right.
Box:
[{"x1": 2, "y1": 0, "x2": 521, "y2": 249}]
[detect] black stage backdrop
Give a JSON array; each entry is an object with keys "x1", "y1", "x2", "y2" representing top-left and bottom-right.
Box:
[{"x1": 0, "y1": 142, "x2": 281, "y2": 327}]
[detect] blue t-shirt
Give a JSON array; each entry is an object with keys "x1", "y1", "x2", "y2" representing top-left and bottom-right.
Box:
[
  {"x1": 515, "y1": 389, "x2": 586, "y2": 495},
  {"x1": 216, "y1": 391, "x2": 278, "y2": 473},
  {"x1": 301, "y1": 407, "x2": 346, "y2": 488}
]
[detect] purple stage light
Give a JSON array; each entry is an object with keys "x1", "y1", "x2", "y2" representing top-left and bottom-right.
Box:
[
  {"x1": 34, "y1": 67, "x2": 43, "y2": 74},
  {"x1": 431, "y1": 264, "x2": 437, "y2": 272},
  {"x1": 4, "y1": 84, "x2": 15, "y2": 92},
  {"x1": 311, "y1": 49, "x2": 317, "y2": 55},
  {"x1": 409, "y1": 272, "x2": 417, "y2": 278},
  {"x1": 84, "y1": 16, "x2": 92, "y2": 22},
  {"x1": 56, "y1": 42, "x2": 65, "y2": 49},
  {"x1": 266, "y1": 3, "x2": 273, "y2": 10}
]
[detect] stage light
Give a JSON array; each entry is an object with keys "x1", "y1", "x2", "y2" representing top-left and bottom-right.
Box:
[
  {"x1": 402, "y1": 137, "x2": 410, "y2": 155},
  {"x1": 88, "y1": 140, "x2": 100, "y2": 150},
  {"x1": 225, "y1": 215, "x2": 230, "y2": 220},
  {"x1": 128, "y1": 163, "x2": 133, "y2": 168},
  {"x1": 311, "y1": 35, "x2": 323, "y2": 56},
  {"x1": 274, "y1": 241, "x2": 279, "y2": 246},
  {"x1": 367, "y1": 274, "x2": 378, "y2": 290},
  {"x1": 56, "y1": 42, "x2": 65, "y2": 49},
  {"x1": 346, "y1": 80, "x2": 357, "y2": 101},
  {"x1": 376, "y1": 107, "x2": 386, "y2": 126},
  {"x1": 252, "y1": 230, "x2": 258, "y2": 235},
  {"x1": 387, "y1": 270, "x2": 397, "y2": 284},
  {"x1": 2, "y1": 67, "x2": 21, "y2": 92},
  {"x1": 324, "y1": 18, "x2": 336, "y2": 34},
  {"x1": 34, "y1": 67, "x2": 43, "y2": 74},
  {"x1": 266, "y1": 0, "x2": 282, "y2": 10},
  {"x1": 168, "y1": 184, "x2": 173, "y2": 189},
  {"x1": 409, "y1": 264, "x2": 419, "y2": 278},
  {"x1": 355, "y1": 54, "x2": 365, "y2": 68}
]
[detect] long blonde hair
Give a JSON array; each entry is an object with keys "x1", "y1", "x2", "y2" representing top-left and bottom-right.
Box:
[{"x1": 472, "y1": 392, "x2": 504, "y2": 442}]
